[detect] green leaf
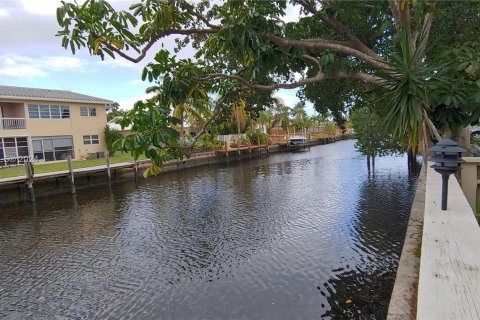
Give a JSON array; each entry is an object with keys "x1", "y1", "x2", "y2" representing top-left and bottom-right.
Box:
[{"x1": 456, "y1": 61, "x2": 470, "y2": 71}]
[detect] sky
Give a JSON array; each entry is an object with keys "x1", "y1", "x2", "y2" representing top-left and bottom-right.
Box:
[{"x1": 0, "y1": 0, "x2": 312, "y2": 114}]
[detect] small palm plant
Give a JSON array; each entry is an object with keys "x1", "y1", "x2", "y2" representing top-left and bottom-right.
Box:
[{"x1": 380, "y1": 28, "x2": 440, "y2": 163}]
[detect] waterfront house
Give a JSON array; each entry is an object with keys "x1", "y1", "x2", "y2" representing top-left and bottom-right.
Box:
[{"x1": 0, "y1": 85, "x2": 112, "y2": 166}]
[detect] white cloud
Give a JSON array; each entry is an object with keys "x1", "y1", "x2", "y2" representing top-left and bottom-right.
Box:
[
  {"x1": 0, "y1": 54, "x2": 89, "y2": 79},
  {"x1": 273, "y1": 91, "x2": 298, "y2": 108},
  {"x1": 293, "y1": 72, "x2": 303, "y2": 81},
  {"x1": 0, "y1": 65, "x2": 48, "y2": 78},
  {"x1": 98, "y1": 58, "x2": 139, "y2": 69},
  {"x1": 116, "y1": 93, "x2": 154, "y2": 110},
  {"x1": 284, "y1": 4, "x2": 303, "y2": 23},
  {"x1": 274, "y1": 90, "x2": 315, "y2": 116},
  {"x1": 128, "y1": 79, "x2": 144, "y2": 85},
  {"x1": 42, "y1": 56, "x2": 88, "y2": 71},
  {"x1": 18, "y1": 0, "x2": 131, "y2": 16},
  {"x1": 0, "y1": 9, "x2": 8, "y2": 17},
  {"x1": 20, "y1": 0, "x2": 63, "y2": 15}
]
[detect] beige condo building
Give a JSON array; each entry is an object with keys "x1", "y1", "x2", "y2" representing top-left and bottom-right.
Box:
[{"x1": 0, "y1": 85, "x2": 112, "y2": 166}]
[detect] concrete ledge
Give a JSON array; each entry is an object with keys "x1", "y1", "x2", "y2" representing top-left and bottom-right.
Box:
[
  {"x1": 417, "y1": 164, "x2": 480, "y2": 319},
  {"x1": 387, "y1": 166, "x2": 426, "y2": 320}
]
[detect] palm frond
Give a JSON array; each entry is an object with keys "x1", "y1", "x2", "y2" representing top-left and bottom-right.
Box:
[{"x1": 379, "y1": 27, "x2": 435, "y2": 154}]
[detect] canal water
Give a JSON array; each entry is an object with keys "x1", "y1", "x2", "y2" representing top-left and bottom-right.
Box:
[{"x1": 0, "y1": 140, "x2": 418, "y2": 319}]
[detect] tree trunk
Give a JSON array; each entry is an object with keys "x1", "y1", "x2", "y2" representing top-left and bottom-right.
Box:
[
  {"x1": 179, "y1": 112, "x2": 185, "y2": 163},
  {"x1": 180, "y1": 112, "x2": 185, "y2": 143},
  {"x1": 407, "y1": 150, "x2": 412, "y2": 170},
  {"x1": 236, "y1": 106, "x2": 241, "y2": 136},
  {"x1": 449, "y1": 127, "x2": 471, "y2": 156},
  {"x1": 443, "y1": 123, "x2": 471, "y2": 155},
  {"x1": 407, "y1": 150, "x2": 418, "y2": 172},
  {"x1": 367, "y1": 155, "x2": 371, "y2": 171},
  {"x1": 372, "y1": 154, "x2": 376, "y2": 170}
]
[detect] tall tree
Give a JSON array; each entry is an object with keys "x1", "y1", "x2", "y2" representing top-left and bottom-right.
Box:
[
  {"x1": 257, "y1": 110, "x2": 273, "y2": 133},
  {"x1": 173, "y1": 100, "x2": 210, "y2": 143},
  {"x1": 57, "y1": 0, "x2": 480, "y2": 168},
  {"x1": 270, "y1": 98, "x2": 290, "y2": 133},
  {"x1": 291, "y1": 102, "x2": 309, "y2": 134},
  {"x1": 106, "y1": 102, "x2": 126, "y2": 122},
  {"x1": 350, "y1": 106, "x2": 403, "y2": 170}
]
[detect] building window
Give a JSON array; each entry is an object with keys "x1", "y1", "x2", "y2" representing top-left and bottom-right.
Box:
[
  {"x1": 61, "y1": 106, "x2": 70, "y2": 118},
  {"x1": 28, "y1": 104, "x2": 70, "y2": 119},
  {"x1": 28, "y1": 105, "x2": 40, "y2": 118},
  {"x1": 83, "y1": 135, "x2": 99, "y2": 145},
  {"x1": 0, "y1": 137, "x2": 29, "y2": 166},
  {"x1": 80, "y1": 107, "x2": 96, "y2": 117},
  {"x1": 50, "y1": 106, "x2": 60, "y2": 119},
  {"x1": 31, "y1": 136, "x2": 74, "y2": 162}
]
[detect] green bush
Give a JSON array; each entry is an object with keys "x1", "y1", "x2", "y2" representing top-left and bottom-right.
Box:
[
  {"x1": 248, "y1": 130, "x2": 268, "y2": 144},
  {"x1": 193, "y1": 134, "x2": 224, "y2": 151},
  {"x1": 104, "y1": 125, "x2": 124, "y2": 156},
  {"x1": 241, "y1": 135, "x2": 250, "y2": 145}
]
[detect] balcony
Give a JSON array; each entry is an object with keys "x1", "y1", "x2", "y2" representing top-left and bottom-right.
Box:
[{"x1": 0, "y1": 118, "x2": 26, "y2": 130}]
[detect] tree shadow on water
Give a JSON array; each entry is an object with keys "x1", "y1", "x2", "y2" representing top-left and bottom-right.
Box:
[{"x1": 320, "y1": 167, "x2": 420, "y2": 319}]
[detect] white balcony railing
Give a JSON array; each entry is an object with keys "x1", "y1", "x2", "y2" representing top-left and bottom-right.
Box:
[{"x1": 0, "y1": 118, "x2": 26, "y2": 130}]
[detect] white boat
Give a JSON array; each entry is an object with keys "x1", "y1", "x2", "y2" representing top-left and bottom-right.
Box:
[{"x1": 288, "y1": 135, "x2": 308, "y2": 145}]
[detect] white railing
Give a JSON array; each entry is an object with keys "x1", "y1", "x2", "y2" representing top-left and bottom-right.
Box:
[
  {"x1": 0, "y1": 118, "x2": 26, "y2": 130},
  {"x1": 216, "y1": 134, "x2": 247, "y2": 143}
]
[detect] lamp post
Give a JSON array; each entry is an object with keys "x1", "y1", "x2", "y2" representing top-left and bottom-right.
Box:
[{"x1": 429, "y1": 139, "x2": 465, "y2": 210}]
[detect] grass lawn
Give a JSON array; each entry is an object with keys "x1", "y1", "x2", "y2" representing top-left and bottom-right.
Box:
[{"x1": 0, "y1": 153, "x2": 146, "y2": 179}]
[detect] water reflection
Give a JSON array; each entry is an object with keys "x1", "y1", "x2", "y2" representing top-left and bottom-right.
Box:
[
  {"x1": 321, "y1": 167, "x2": 419, "y2": 319},
  {"x1": 0, "y1": 140, "x2": 418, "y2": 319}
]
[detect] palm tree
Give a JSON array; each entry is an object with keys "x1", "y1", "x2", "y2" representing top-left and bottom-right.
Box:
[
  {"x1": 230, "y1": 99, "x2": 247, "y2": 135},
  {"x1": 291, "y1": 102, "x2": 308, "y2": 135},
  {"x1": 145, "y1": 85, "x2": 210, "y2": 144},
  {"x1": 173, "y1": 99, "x2": 211, "y2": 143},
  {"x1": 270, "y1": 98, "x2": 290, "y2": 134},
  {"x1": 382, "y1": 28, "x2": 440, "y2": 168},
  {"x1": 257, "y1": 110, "x2": 273, "y2": 133}
]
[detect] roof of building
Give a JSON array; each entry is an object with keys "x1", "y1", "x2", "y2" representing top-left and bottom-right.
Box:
[{"x1": 0, "y1": 85, "x2": 113, "y2": 104}]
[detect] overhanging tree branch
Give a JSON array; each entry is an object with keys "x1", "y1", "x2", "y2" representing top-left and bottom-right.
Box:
[
  {"x1": 181, "y1": 2, "x2": 221, "y2": 30},
  {"x1": 194, "y1": 71, "x2": 385, "y2": 91},
  {"x1": 265, "y1": 34, "x2": 392, "y2": 71},
  {"x1": 388, "y1": 0, "x2": 402, "y2": 30},
  {"x1": 297, "y1": 0, "x2": 381, "y2": 60},
  {"x1": 95, "y1": 28, "x2": 218, "y2": 63}
]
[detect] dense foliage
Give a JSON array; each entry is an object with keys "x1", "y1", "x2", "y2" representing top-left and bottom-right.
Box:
[
  {"x1": 56, "y1": 0, "x2": 480, "y2": 171},
  {"x1": 103, "y1": 125, "x2": 124, "y2": 156},
  {"x1": 106, "y1": 102, "x2": 126, "y2": 122},
  {"x1": 350, "y1": 107, "x2": 403, "y2": 168}
]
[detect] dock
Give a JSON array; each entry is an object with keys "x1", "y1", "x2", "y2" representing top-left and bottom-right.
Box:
[
  {"x1": 215, "y1": 143, "x2": 269, "y2": 155},
  {"x1": 416, "y1": 164, "x2": 480, "y2": 319},
  {"x1": 0, "y1": 161, "x2": 146, "y2": 185}
]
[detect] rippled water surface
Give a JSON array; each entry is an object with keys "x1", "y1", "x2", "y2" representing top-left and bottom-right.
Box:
[{"x1": 0, "y1": 140, "x2": 418, "y2": 319}]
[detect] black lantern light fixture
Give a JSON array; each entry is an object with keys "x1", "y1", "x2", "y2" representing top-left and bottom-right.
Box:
[{"x1": 429, "y1": 139, "x2": 465, "y2": 210}]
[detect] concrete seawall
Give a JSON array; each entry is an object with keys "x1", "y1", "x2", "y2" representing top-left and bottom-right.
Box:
[
  {"x1": 387, "y1": 166, "x2": 425, "y2": 320},
  {"x1": 0, "y1": 150, "x2": 223, "y2": 206},
  {"x1": 0, "y1": 137, "x2": 350, "y2": 205},
  {"x1": 388, "y1": 161, "x2": 480, "y2": 320}
]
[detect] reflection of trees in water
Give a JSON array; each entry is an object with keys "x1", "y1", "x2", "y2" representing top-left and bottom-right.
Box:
[{"x1": 321, "y1": 168, "x2": 419, "y2": 319}]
